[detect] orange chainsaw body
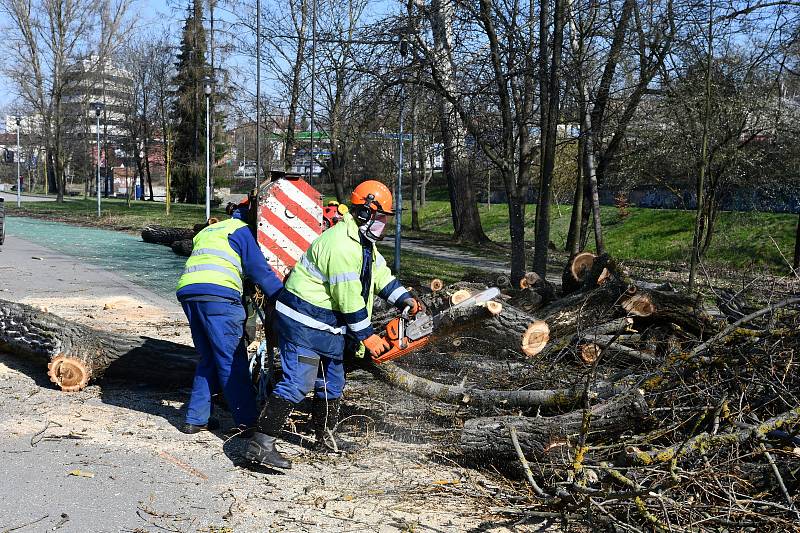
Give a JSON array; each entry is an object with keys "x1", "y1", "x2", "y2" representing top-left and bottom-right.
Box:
[{"x1": 371, "y1": 316, "x2": 430, "y2": 364}]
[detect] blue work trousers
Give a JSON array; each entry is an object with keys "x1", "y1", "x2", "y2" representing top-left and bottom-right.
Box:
[
  {"x1": 182, "y1": 300, "x2": 257, "y2": 427},
  {"x1": 273, "y1": 338, "x2": 345, "y2": 404}
]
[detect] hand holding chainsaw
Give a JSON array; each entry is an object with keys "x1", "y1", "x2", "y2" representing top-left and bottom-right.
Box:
[{"x1": 372, "y1": 287, "x2": 499, "y2": 364}]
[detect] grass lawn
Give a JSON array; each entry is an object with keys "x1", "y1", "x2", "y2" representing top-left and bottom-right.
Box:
[
  {"x1": 5, "y1": 198, "x2": 224, "y2": 232},
  {"x1": 398, "y1": 198, "x2": 798, "y2": 273}
]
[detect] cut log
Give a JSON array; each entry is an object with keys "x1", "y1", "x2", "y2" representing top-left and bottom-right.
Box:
[
  {"x1": 620, "y1": 293, "x2": 655, "y2": 317},
  {"x1": 519, "y1": 272, "x2": 542, "y2": 290},
  {"x1": 522, "y1": 321, "x2": 550, "y2": 356},
  {"x1": 460, "y1": 389, "x2": 649, "y2": 460},
  {"x1": 450, "y1": 289, "x2": 472, "y2": 305},
  {"x1": 538, "y1": 257, "x2": 720, "y2": 341},
  {"x1": 0, "y1": 299, "x2": 197, "y2": 391},
  {"x1": 171, "y1": 238, "x2": 193, "y2": 257},
  {"x1": 482, "y1": 301, "x2": 503, "y2": 316},
  {"x1": 562, "y1": 252, "x2": 597, "y2": 295},
  {"x1": 578, "y1": 343, "x2": 601, "y2": 364},
  {"x1": 430, "y1": 278, "x2": 444, "y2": 292},
  {"x1": 366, "y1": 361, "x2": 584, "y2": 409},
  {"x1": 141, "y1": 225, "x2": 195, "y2": 245}
]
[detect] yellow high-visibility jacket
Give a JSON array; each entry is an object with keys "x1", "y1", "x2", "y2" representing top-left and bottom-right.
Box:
[{"x1": 274, "y1": 213, "x2": 410, "y2": 358}]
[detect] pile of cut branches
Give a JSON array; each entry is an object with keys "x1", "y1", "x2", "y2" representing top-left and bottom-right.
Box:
[{"x1": 372, "y1": 253, "x2": 800, "y2": 530}]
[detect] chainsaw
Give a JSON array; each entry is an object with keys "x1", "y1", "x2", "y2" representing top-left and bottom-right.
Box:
[{"x1": 372, "y1": 287, "x2": 501, "y2": 364}]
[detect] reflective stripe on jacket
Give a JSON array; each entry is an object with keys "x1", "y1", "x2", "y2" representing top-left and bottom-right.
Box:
[
  {"x1": 176, "y1": 218, "x2": 247, "y2": 294},
  {"x1": 275, "y1": 212, "x2": 410, "y2": 357}
]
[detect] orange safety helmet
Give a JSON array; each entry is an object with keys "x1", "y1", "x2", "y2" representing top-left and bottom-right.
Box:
[{"x1": 351, "y1": 180, "x2": 394, "y2": 215}]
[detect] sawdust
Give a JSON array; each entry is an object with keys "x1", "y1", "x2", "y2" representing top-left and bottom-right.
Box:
[
  {"x1": 0, "y1": 313, "x2": 524, "y2": 532},
  {"x1": 19, "y1": 295, "x2": 193, "y2": 345}
]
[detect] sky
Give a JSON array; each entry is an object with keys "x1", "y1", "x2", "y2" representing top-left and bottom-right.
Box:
[{"x1": 0, "y1": 0, "x2": 397, "y2": 126}]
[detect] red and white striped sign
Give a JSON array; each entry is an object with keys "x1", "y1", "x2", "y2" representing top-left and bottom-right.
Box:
[{"x1": 256, "y1": 178, "x2": 324, "y2": 280}]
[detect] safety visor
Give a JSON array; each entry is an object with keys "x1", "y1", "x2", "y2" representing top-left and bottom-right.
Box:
[
  {"x1": 372, "y1": 212, "x2": 390, "y2": 226},
  {"x1": 372, "y1": 203, "x2": 394, "y2": 216}
]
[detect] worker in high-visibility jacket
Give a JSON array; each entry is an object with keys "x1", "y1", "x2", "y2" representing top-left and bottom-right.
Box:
[
  {"x1": 245, "y1": 180, "x2": 420, "y2": 469},
  {"x1": 176, "y1": 203, "x2": 283, "y2": 435}
]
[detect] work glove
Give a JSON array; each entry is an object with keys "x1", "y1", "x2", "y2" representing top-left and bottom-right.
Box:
[
  {"x1": 402, "y1": 297, "x2": 421, "y2": 316},
  {"x1": 363, "y1": 334, "x2": 391, "y2": 357}
]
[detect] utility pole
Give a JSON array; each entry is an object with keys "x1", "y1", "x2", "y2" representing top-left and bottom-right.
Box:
[
  {"x1": 310, "y1": 0, "x2": 317, "y2": 185},
  {"x1": 165, "y1": 135, "x2": 173, "y2": 216},
  {"x1": 204, "y1": 77, "x2": 213, "y2": 221}
]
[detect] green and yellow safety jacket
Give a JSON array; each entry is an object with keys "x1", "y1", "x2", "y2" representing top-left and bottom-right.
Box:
[
  {"x1": 274, "y1": 212, "x2": 411, "y2": 358},
  {"x1": 177, "y1": 218, "x2": 248, "y2": 294}
]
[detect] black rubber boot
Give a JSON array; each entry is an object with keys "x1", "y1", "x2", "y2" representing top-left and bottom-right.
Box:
[
  {"x1": 180, "y1": 417, "x2": 220, "y2": 434},
  {"x1": 312, "y1": 397, "x2": 356, "y2": 453},
  {"x1": 244, "y1": 394, "x2": 294, "y2": 469}
]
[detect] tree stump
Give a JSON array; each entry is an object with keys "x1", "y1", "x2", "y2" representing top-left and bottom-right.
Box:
[{"x1": 562, "y1": 252, "x2": 597, "y2": 295}]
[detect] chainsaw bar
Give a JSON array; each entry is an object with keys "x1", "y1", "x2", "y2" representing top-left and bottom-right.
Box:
[{"x1": 405, "y1": 287, "x2": 500, "y2": 341}]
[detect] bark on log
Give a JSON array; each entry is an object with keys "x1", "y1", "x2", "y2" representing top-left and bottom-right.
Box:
[
  {"x1": 171, "y1": 238, "x2": 193, "y2": 257},
  {"x1": 539, "y1": 256, "x2": 720, "y2": 341},
  {"x1": 460, "y1": 390, "x2": 649, "y2": 460},
  {"x1": 366, "y1": 361, "x2": 584, "y2": 409},
  {"x1": 141, "y1": 225, "x2": 195, "y2": 245},
  {"x1": 0, "y1": 299, "x2": 197, "y2": 391}
]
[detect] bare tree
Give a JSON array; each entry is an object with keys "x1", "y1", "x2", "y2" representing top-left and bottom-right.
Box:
[{"x1": 0, "y1": 0, "x2": 131, "y2": 202}]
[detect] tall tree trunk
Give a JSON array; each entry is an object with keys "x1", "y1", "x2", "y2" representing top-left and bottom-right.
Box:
[
  {"x1": 533, "y1": 0, "x2": 564, "y2": 277},
  {"x1": 410, "y1": 93, "x2": 421, "y2": 231},
  {"x1": 431, "y1": 0, "x2": 487, "y2": 244},
  {"x1": 565, "y1": 132, "x2": 584, "y2": 254},
  {"x1": 583, "y1": 100, "x2": 604, "y2": 254},
  {"x1": 793, "y1": 211, "x2": 800, "y2": 271},
  {"x1": 508, "y1": 190, "x2": 526, "y2": 284},
  {"x1": 689, "y1": 2, "x2": 713, "y2": 292}
]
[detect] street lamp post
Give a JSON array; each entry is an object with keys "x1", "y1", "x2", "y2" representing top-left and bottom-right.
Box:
[
  {"x1": 203, "y1": 77, "x2": 213, "y2": 221},
  {"x1": 92, "y1": 102, "x2": 105, "y2": 217},
  {"x1": 15, "y1": 117, "x2": 21, "y2": 207}
]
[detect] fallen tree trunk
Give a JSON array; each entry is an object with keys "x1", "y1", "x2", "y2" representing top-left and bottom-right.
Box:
[
  {"x1": 141, "y1": 225, "x2": 195, "y2": 246},
  {"x1": 171, "y1": 238, "x2": 193, "y2": 257},
  {"x1": 460, "y1": 389, "x2": 649, "y2": 459},
  {"x1": 0, "y1": 299, "x2": 197, "y2": 391},
  {"x1": 365, "y1": 361, "x2": 584, "y2": 409}
]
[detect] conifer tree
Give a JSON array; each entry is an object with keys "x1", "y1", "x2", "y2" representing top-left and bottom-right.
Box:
[{"x1": 171, "y1": 0, "x2": 210, "y2": 204}]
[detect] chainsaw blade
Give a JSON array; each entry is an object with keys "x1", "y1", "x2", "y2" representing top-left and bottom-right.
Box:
[{"x1": 404, "y1": 287, "x2": 500, "y2": 341}]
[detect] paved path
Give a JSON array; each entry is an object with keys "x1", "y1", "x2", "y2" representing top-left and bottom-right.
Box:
[
  {"x1": 0, "y1": 191, "x2": 57, "y2": 203},
  {"x1": 382, "y1": 237, "x2": 564, "y2": 284},
  {"x1": 385, "y1": 237, "x2": 509, "y2": 273}
]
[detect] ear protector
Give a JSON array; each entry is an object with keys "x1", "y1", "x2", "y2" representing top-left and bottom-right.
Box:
[{"x1": 353, "y1": 193, "x2": 376, "y2": 224}]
